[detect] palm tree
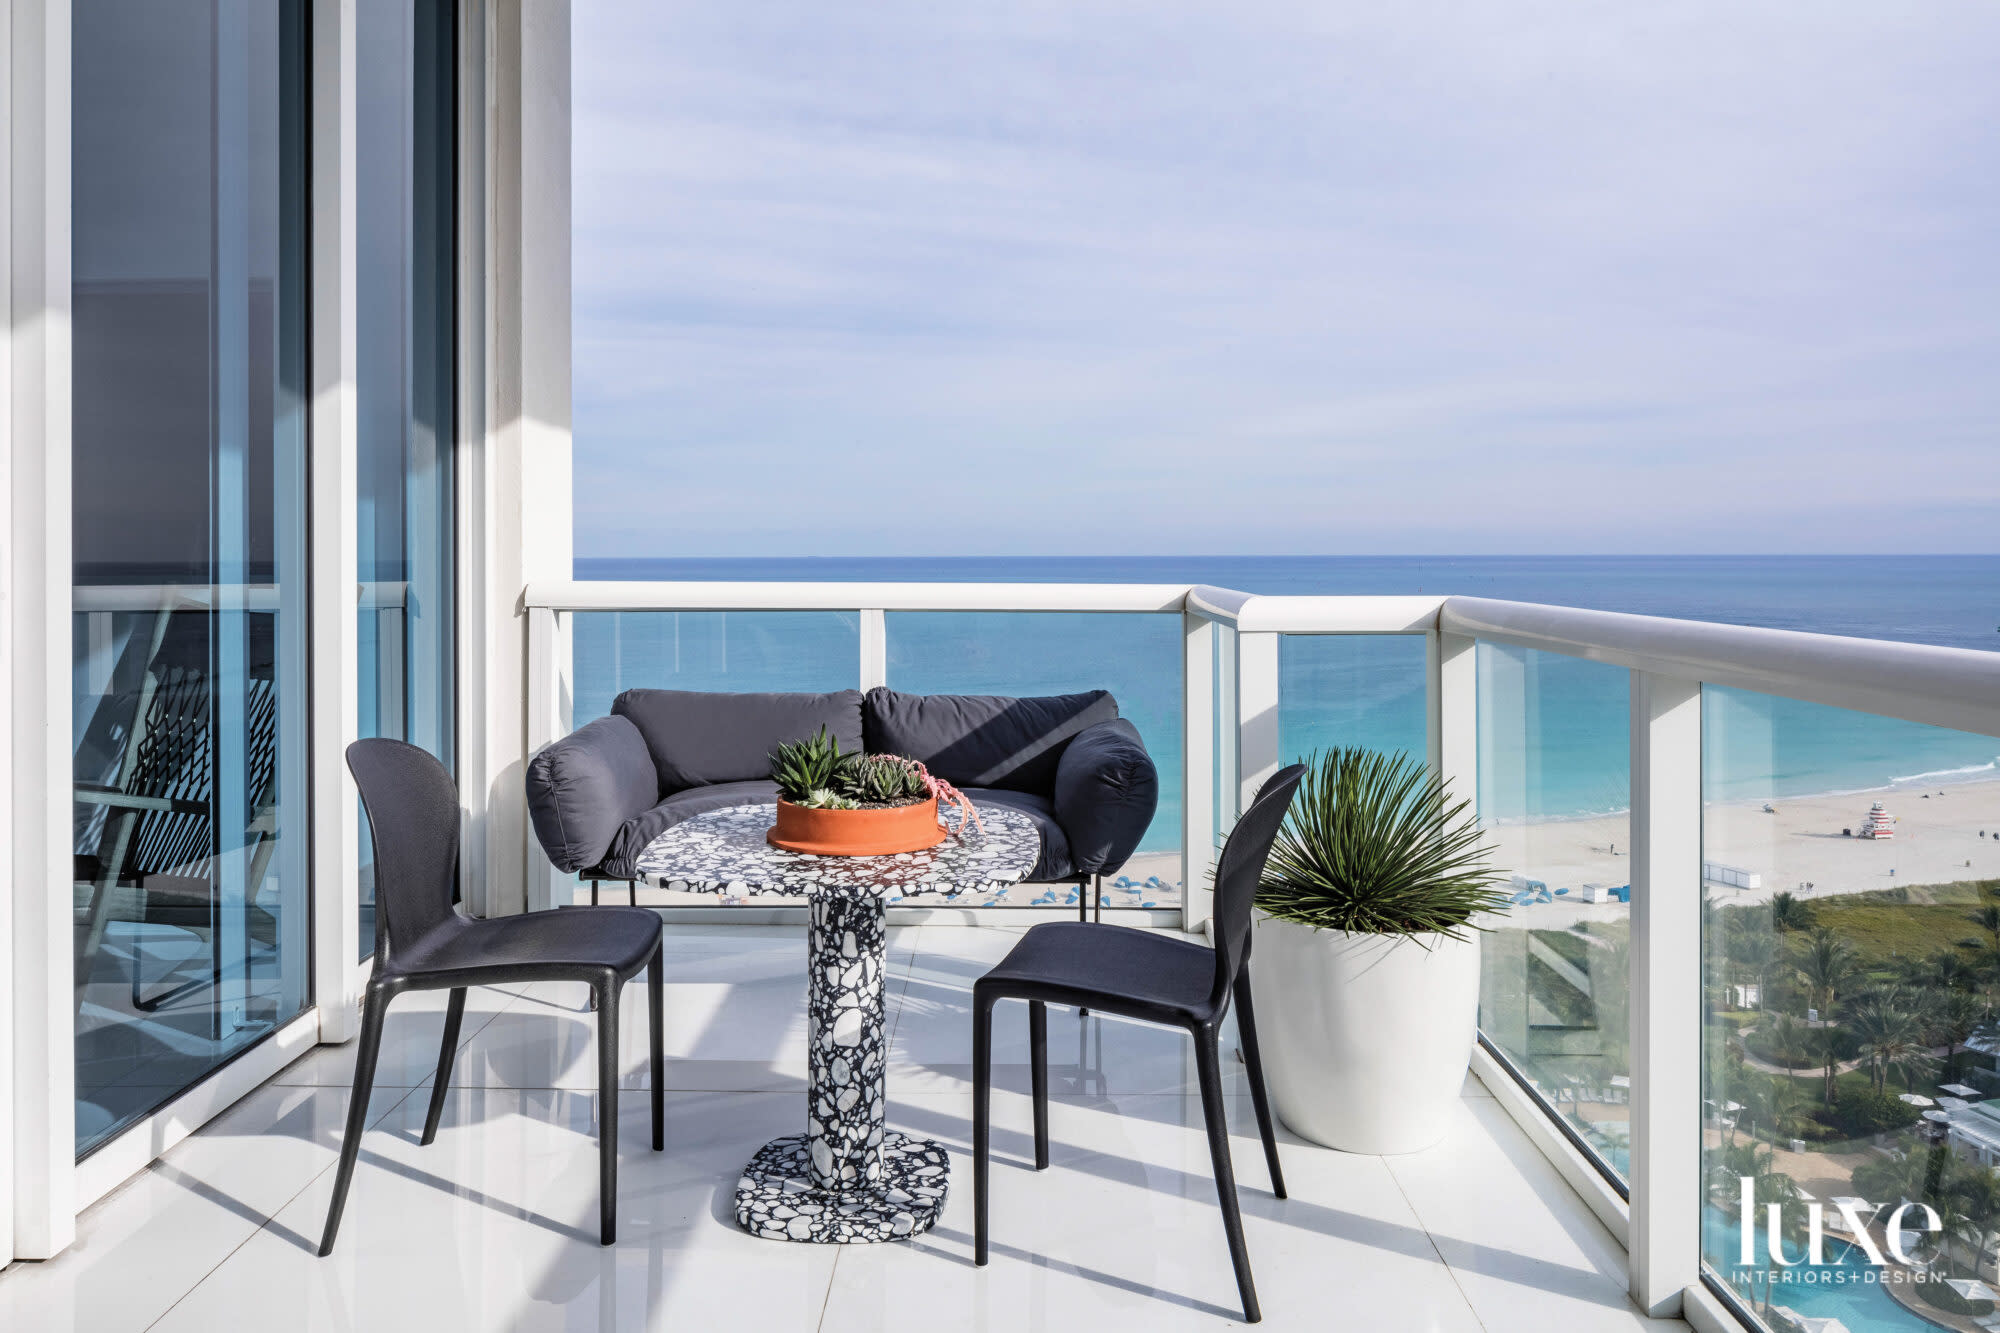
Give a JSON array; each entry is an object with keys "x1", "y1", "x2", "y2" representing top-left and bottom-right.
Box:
[
  {"x1": 1734, "y1": 928, "x2": 1780, "y2": 1013},
  {"x1": 1771, "y1": 891, "x2": 1815, "y2": 935},
  {"x1": 1931, "y1": 990, "x2": 1989, "y2": 1083},
  {"x1": 1976, "y1": 904, "x2": 2000, "y2": 957},
  {"x1": 1849, "y1": 990, "x2": 1935, "y2": 1093},
  {"x1": 1795, "y1": 929, "x2": 1857, "y2": 1103}
]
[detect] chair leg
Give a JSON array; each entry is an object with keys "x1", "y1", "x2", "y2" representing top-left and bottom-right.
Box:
[
  {"x1": 596, "y1": 975, "x2": 621, "y2": 1245},
  {"x1": 420, "y1": 987, "x2": 467, "y2": 1147},
  {"x1": 648, "y1": 940, "x2": 665, "y2": 1152},
  {"x1": 1233, "y1": 975, "x2": 1286, "y2": 1199},
  {"x1": 1195, "y1": 1025, "x2": 1261, "y2": 1323},
  {"x1": 973, "y1": 991, "x2": 995, "y2": 1266},
  {"x1": 1029, "y1": 999, "x2": 1049, "y2": 1171},
  {"x1": 1092, "y1": 874, "x2": 1102, "y2": 924},
  {"x1": 319, "y1": 983, "x2": 391, "y2": 1257}
]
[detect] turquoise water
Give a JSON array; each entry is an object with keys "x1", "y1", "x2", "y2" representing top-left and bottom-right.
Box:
[
  {"x1": 570, "y1": 556, "x2": 2000, "y2": 854},
  {"x1": 1701, "y1": 1204, "x2": 1943, "y2": 1332}
]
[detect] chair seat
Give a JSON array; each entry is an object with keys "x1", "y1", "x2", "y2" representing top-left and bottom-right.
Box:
[
  {"x1": 979, "y1": 921, "x2": 1218, "y2": 1023},
  {"x1": 391, "y1": 906, "x2": 661, "y2": 982}
]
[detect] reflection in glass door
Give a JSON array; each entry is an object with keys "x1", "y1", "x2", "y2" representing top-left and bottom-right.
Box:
[
  {"x1": 357, "y1": 0, "x2": 457, "y2": 957},
  {"x1": 71, "y1": 0, "x2": 311, "y2": 1157}
]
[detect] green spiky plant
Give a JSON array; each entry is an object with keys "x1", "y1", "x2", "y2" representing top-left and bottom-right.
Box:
[
  {"x1": 1256, "y1": 747, "x2": 1507, "y2": 940},
  {"x1": 848, "y1": 753, "x2": 928, "y2": 806},
  {"x1": 770, "y1": 727, "x2": 856, "y2": 808}
]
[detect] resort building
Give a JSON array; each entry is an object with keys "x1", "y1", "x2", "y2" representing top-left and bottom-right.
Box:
[{"x1": 2, "y1": 5, "x2": 1996, "y2": 1333}]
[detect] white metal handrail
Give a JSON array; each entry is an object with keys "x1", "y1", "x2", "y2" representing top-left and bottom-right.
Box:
[
  {"x1": 1441, "y1": 595, "x2": 2000, "y2": 738},
  {"x1": 523, "y1": 580, "x2": 1189, "y2": 613}
]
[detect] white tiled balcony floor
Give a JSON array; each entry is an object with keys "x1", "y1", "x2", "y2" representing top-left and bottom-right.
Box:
[{"x1": 1, "y1": 925, "x2": 1687, "y2": 1332}]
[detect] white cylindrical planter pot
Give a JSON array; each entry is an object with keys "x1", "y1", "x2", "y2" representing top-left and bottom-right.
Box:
[{"x1": 1247, "y1": 912, "x2": 1480, "y2": 1155}]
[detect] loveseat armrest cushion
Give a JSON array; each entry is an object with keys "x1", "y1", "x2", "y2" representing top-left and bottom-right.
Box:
[
  {"x1": 526, "y1": 714, "x2": 660, "y2": 874},
  {"x1": 1050, "y1": 718, "x2": 1159, "y2": 876}
]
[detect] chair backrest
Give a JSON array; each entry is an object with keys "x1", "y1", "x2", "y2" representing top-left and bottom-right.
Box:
[
  {"x1": 347, "y1": 737, "x2": 462, "y2": 962},
  {"x1": 1209, "y1": 764, "x2": 1307, "y2": 1007}
]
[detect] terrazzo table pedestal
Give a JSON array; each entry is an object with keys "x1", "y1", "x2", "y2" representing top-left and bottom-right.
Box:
[{"x1": 635, "y1": 803, "x2": 1039, "y2": 1243}]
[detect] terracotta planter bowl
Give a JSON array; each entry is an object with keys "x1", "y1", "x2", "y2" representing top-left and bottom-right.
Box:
[{"x1": 767, "y1": 797, "x2": 945, "y2": 856}]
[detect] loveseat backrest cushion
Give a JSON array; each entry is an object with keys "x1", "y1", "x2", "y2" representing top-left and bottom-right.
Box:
[
  {"x1": 862, "y1": 687, "x2": 1119, "y2": 793},
  {"x1": 613, "y1": 688, "x2": 866, "y2": 792}
]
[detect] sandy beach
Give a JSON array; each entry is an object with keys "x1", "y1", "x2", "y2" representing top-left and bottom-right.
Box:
[{"x1": 1488, "y1": 778, "x2": 2000, "y2": 930}]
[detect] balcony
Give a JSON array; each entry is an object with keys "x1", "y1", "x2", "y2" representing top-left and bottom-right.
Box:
[{"x1": 18, "y1": 575, "x2": 2000, "y2": 1333}]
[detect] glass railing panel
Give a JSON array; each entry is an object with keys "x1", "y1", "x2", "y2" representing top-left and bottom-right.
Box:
[
  {"x1": 1699, "y1": 686, "x2": 2000, "y2": 1326},
  {"x1": 570, "y1": 611, "x2": 859, "y2": 908},
  {"x1": 886, "y1": 612, "x2": 1182, "y2": 909},
  {"x1": 571, "y1": 611, "x2": 860, "y2": 725},
  {"x1": 1279, "y1": 633, "x2": 1428, "y2": 766},
  {"x1": 1476, "y1": 642, "x2": 1634, "y2": 1185}
]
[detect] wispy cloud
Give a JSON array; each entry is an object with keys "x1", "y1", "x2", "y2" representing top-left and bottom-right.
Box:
[{"x1": 573, "y1": 0, "x2": 2000, "y2": 555}]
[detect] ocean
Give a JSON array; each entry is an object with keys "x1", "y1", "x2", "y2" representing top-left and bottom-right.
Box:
[{"x1": 569, "y1": 556, "x2": 2000, "y2": 854}]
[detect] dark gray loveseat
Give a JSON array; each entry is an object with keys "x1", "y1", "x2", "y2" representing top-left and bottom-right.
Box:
[{"x1": 526, "y1": 687, "x2": 1159, "y2": 908}]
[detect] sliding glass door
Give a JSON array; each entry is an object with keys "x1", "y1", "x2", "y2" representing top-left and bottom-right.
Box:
[
  {"x1": 71, "y1": 0, "x2": 311, "y2": 1157},
  {"x1": 356, "y1": 0, "x2": 457, "y2": 958}
]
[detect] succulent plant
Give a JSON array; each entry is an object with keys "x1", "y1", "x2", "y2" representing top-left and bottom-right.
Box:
[
  {"x1": 767, "y1": 736, "x2": 984, "y2": 834},
  {"x1": 850, "y1": 753, "x2": 928, "y2": 805},
  {"x1": 770, "y1": 727, "x2": 853, "y2": 804}
]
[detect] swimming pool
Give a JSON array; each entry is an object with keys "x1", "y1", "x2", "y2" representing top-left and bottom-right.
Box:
[{"x1": 1700, "y1": 1205, "x2": 1950, "y2": 1333}]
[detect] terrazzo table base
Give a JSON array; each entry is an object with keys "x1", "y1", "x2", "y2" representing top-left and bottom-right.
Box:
[{"x1": 634, "y1": 803, "x2": 1040, "y2": 1243}]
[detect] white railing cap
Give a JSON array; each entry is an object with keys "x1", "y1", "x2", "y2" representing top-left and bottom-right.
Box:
[
  {"x1": 522, "y1": 580, "x2": 1192, "y2": 614},
  {"x1": 1442, "y1": 596, "x2": 2000, "y2": 737}
]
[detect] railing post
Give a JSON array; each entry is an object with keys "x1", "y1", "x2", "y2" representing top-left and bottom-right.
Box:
[
  {"x1": 859, "y1": 608, "x2": 886, "y2": 690},
  {"x1": 1434, "y1": 631, "x2": 1478, "y2": 806},
  {"x1": 1236, "y1": 631, "x2": 1280, "y2": 815},
  {"x1": 1628, "y1": 670, "x2": 1703, "y2": 1317},
  {"x1": 1182, "y1": 614, "x2": 1215, "y2": 931},
  {"x1": 525, "y1": 605, "x2": 571, "y2": 913}
]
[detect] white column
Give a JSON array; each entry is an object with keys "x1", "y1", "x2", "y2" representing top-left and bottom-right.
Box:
[
  {"x1": 1181, "y1": 614, "x2": 1215, "y2": 931},
  {"x1": 309, "y1": 0, "x2": 363, "y2": 1041},
  {"x1": 858, "y1": 609, "x2": 886, "y2": 690},
  {"x1": 4, "y1": 0, "x2": 77, "y2": 1261},
  {"x1": 1627, "y1": 670, "x2": 1703, "y2": 1317},
  {"x1": 1235, "y1": 630, "x2": 1280, "y2": 815},
  {"x1": 466, "y1": 0, "x2": 572, "y2": 918}
]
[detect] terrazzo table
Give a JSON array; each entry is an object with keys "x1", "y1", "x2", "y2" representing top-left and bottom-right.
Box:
[{"x1": 633, "y1": 802, "x2": 1040, "y2": 1243}]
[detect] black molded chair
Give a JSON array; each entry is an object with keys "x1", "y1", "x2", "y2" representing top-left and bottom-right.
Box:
[
  {"x1": 320, "y1": 738, "x2": 665, "y2": 1255},
  {"x1": 973, "y1": 764, "x2": 1305, "y2": 1323}
]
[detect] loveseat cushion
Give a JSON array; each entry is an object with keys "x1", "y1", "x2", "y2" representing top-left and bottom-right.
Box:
[
  {"x1": 963, "y1": 789, "x2": 1073, "y2": 884},
  {"x1": 613, "y1": 688, "x2": 864, "y2": 792},
  {"x1": 862, "y1": 687, "x2": 1119, "y2": 793},
  {"x1": 597, "y1": 779, "x2": 781, "y2": 880},
  {"x1": 526, "y1": 714, "x2": 660, "y2": 874}
]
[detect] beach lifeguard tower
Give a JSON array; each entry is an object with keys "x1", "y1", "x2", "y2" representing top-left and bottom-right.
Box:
[{"x1": 1860, "y1": 801, "x2": 1895, "y2": 840}]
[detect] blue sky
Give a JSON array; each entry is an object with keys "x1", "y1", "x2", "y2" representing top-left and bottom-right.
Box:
[{"x1": 572, "y1": 2, "x2": 1999, "y2": 557}]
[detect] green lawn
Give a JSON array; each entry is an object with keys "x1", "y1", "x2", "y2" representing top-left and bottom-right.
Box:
[{"x1": 1760, "y1": 879, "x2": 2000, "y2": 967}]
